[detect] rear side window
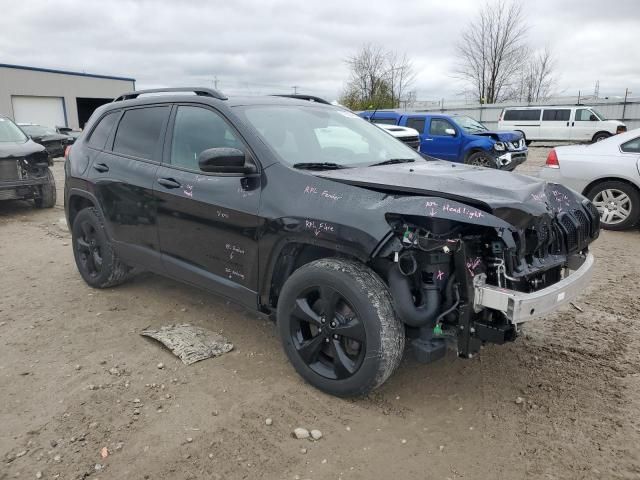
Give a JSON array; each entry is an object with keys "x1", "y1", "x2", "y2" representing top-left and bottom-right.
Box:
[
  {"x1": 372, "y1": 118, "x2": 397, "y2": 125},
  {"x1": 542, "y1": 109, "x2": 570, "y2": 121},
  {"x1": 406, "y1": 118, "x2": 426, "y2": 134},
  {"x1": 87, "y1": 112, "x2": 119, "y2": 150},
  {"x1": 621, "y1": 137, "x2": 640, "y2": 153},
  {"x1": 113, "y1": 106, "x2": 170, "y2": 160},
  {"x1": 429, "y1": 118, "x2": 455, "y2": 135},
  {"x1": 503, "y1": 110, "x2": 541, "y2": 121}
]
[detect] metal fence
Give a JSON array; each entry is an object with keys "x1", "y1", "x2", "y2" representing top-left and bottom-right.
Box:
[{"x1": 409, "y1": 96, "x2": 640, "y2": 131}]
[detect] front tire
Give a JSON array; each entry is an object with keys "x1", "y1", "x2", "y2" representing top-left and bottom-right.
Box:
[
  {"x1": 71, "y1": 207, "x2": 131, "y2": 288},
  {"x1": 592, "y1": 132, "x2": 611, "y2": 143},
  {"x1": 465, "y1": 151, "x2": 496, "y2": 168},
  {"x1": 586, "y1": 181, "x2": 640, "y2": 230},
  {"x1": 34, "y1": 168, "x2": 56, "y2": 208},
  {"x1": 277, "y1": 259, "x2": 405, "y2": 397}
]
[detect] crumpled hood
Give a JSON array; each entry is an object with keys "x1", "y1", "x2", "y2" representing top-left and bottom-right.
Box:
[
  {"x1": 32, "y1": 133, "x2": 69, "y2": 143},
  {"x1": 317, "y1": 160, "x2": 585, "y2": 228},
  {"x1": 471, "y1": 130, "x2": 523, "y2": 143},
  {"x1": 0, "y1": 139, "x2": 47, "y2": 159}
]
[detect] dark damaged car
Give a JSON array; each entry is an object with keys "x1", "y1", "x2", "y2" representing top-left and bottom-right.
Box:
[
  {"x1": 64, "y1": 88, "x2": 598, "y2": 397},
  {"x1": 0, "y1": 116, "x2": 56, "y2": 207}
]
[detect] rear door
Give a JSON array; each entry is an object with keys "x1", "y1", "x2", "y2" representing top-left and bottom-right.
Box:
[
  {"x1": 540, "y1": 109, "x2": 571, "y2": 140},
  {"x1": 154, "y1": 104, "x2": 261, "y2": 308},
  {"x1": 88, "y1": 105, "x2": 171, "y2": 271},
  {"x1": 422, "y1": 117, "x2": 460, "y2": 161},
  {"x1": 571, "y1": 108, "x2": 598, "y2": 141}
]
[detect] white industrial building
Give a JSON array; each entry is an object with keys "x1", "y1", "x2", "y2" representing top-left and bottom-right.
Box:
[{"x1": 0, "y1": 63, "x2": 135, "y2": 129}]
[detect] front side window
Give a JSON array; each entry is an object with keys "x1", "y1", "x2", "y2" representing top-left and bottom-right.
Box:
[
  {"x1": 575, "y1": 109, "x2": 598, "y2": 122},
  {"x1": 430, "y1": 118, "x2": 455, "y2": 136},
  {"x1": 452, "y1": 116, "x2": 487, "y2": 134},
  {"x1": 0, "y1": 117, "x2": 28, "y2": 143},
  {"x1": 113, "y1": 106, "x2": 170, "y2": 160},
  {"x1": 87, "y1": 112, "x2": 119, "y2": 150},
  {"x1": 621, "y1": 137, "x2": 640, "y2": 153},
  {"x1": 170, "y1": 106, "x2": 244, "y2": 171},
  {"x1": 406, "y1": 118, "x2": 426, "y2": 134},
  {"x1": 236, "y1": 105, "x2": 421, "y2": 167}
]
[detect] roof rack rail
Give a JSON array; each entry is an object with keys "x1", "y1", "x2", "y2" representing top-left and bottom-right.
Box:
[
  {"x1": 271, "y1": 94, "x2": 331, "y2": 105},
  {"x1": 113, "y1": 87, "x2": 227, "y2": 102}
]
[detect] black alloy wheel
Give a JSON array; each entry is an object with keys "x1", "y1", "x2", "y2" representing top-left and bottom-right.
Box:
[{"x1": 289, "y1": 284, "x2": 366, "y2": 380}]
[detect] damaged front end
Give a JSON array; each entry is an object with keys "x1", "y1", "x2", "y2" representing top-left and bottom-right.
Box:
[
  {"x1": 374, "y1": 190, "x2": 599, "y2": 362},
  {"x1": 0, "y1": 150, "x2": 51, "y2": 202}
]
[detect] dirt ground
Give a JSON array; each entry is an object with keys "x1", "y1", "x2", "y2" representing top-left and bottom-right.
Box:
[{"x1": 1, "y1": 148, "x2": 640, "y2": 480}]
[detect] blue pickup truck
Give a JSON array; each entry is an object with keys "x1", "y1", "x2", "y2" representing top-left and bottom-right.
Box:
[{"x1": 359, "y1": 110, "x2": 528, "y2": 170}]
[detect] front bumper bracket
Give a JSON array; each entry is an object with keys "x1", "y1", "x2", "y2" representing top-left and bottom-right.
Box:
[{"x1": 473, "y1": 253, "x2": 595, "y2": 324}]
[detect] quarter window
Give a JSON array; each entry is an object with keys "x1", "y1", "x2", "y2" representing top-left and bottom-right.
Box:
[
  {"x1": 429, "y1": 118, "x2": 455, "y2": 136},
  {"x1": 87, "y1": 112, "x2": 119, "y2": 150},
  {"x1": 621, "y1": 137, "x2": 640, "y2": 153},
  {"x1": 113, "y1": 107, "x2": 170, "y2": 160},
  {"x1": 170, "y1": 106, "x2": 244, "y2": 170},
  {"x1": 406, "y1": 118, "x2": 426, "y2": 134}
]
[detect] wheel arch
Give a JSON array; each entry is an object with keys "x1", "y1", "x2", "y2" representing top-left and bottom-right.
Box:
[
  {"x1": 66, "y1": 189, "x2": 101, "y2": 230},
  {"x1": 591, "y1": 131, "x2": 612, "y2": 142},
  {"x1": 261, "y1": 239, "x2": 371, "y2": 313},
  {"x1": 582, "y1": 176, "x2": 640, "y2": 198}
]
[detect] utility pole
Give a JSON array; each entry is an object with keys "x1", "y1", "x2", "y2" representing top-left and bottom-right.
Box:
[
  {"x1": 594, "y1": 80, "x2": 599, "y2": 99},
  {"x1": 622, "y1": 88, "x2": 631, "y2": 120},
  {"x1": 214, "y1": 76, "x2": 219, "y2": 89},
  {"x1": 292, "y1": 86, "x2": 298, "y2": 94}
]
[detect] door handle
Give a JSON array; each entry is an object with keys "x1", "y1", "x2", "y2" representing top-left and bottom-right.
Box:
[
  {"x1": 566, "y1": 122, "x2": 569, "y2": 127},
  {"x1": 572, "y1": 122, "x2": 575, "y2": 127},
  {"x1": 425, "y1": 138, "x2": 434, "y2": 141},
  {"x1": 93, "y1": 163, "x2": 109, "y2": 173},
  {"x1": 157, "y1": 177, "x2": 181, "y2": 189}
]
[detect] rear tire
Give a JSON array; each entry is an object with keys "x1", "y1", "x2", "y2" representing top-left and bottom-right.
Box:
[
  {"x1": 277, "y1": 258, "x2": 405, "y2": 397},
  {"x1": 586, "y1": 180, "x2": 640, "y2": 231},
  {"x1": 71, "y1": 207, "x2": 131, "y2": 288},
  {"x1": 465, "y1": 151, "x2": 496, "y2": 168},
  {"x1": 592, "y1": 132, "x2": 611, "y2": 143},
  {"x1": 34, "y1": 169, "x2": 56, "y2": 208}
]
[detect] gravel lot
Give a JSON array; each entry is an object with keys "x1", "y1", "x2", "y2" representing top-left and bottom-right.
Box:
[{"x1": 1, "y1": 148, "x2": 639, "y2": 479}]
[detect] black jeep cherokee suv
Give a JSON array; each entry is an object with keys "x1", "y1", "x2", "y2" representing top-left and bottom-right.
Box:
[
  {"x1": 0, "y1": 116, "x2": 56, "y2": 208},
  {"x1": 64, "y1": 88, "x2": 599, "y2": 396}
]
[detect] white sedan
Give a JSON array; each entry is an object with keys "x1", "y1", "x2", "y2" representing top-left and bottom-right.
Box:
[{"x1": 539, "y1": 128, "x2": 640, "y2": 230}]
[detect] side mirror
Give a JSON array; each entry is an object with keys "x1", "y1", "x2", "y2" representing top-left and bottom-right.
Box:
[
  {"x1": 444, "y1": 128, "x2": 456, "y2": 136},
  {"x1": 589, "y1": 114, "x2": 598, "y2": 121},
  {"x1": 198, "y1": 148, "x2": 257, "y2": 175}
]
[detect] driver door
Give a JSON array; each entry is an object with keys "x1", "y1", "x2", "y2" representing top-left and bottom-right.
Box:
[
  {"x1": 154, "y1": 104, "x2": 262, "y2": 308},
  {"x1": 422, "y1": 117, "x2": 459, "y2": 161},
  {"x1": 571, "y1": 108, "x2": 598, "y2": 141}
]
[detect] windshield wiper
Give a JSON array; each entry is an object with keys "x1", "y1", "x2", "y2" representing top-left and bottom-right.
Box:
[
  {"x1": 369, "y1": 158, "x2": 415, "y2": 167},
  {"x1": 292, "y1": 162, "x2": 348, "y2": 170}
]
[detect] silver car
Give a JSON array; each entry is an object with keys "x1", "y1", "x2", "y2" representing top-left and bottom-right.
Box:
[{"x1": 539, "y1": 129, "x2": 640, "y2": 230}]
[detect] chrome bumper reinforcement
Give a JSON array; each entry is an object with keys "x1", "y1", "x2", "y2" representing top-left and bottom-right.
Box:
[{"x1": 473, "y1": 253, "x2": 595, "y2": 324}]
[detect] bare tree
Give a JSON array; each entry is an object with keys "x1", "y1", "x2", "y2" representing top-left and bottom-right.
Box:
[
  {"x1": 523, "y1": 48, "x2": 555, "y2": 102},
  {"x1": 340, "y1": 44, "x2": 415, "y2": 110},
  {"x1": 455, "y1": 0, "x2": 529, "y2": 104}
]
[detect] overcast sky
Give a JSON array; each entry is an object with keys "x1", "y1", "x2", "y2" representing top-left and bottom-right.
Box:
[{"x1": 2, "y1": 0, "x2": 639, "y2": 102}]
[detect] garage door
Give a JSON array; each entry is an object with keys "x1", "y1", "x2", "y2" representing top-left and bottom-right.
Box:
[{"x1": 11, "y1": 96, "x2": 66, "y2": 127}]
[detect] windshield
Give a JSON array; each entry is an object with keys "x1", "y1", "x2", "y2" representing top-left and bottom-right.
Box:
[
  {"x1": 452, "y1": 115, "x2": 488, "y2": 134},
  {"x1": 21, "y1": 125, "x2": 57, "y2": 136},
  {"x1": 236, "y1": 105, "x2": 422, "y2": 167},
  {"x1": 0, "y1": 117, "x2": 28, "y2": 143},
  {"x1": 590, "y1": 108, "x2": 607, "y2": 121}
]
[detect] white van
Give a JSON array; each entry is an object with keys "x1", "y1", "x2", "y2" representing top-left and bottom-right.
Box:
[{"x1": 498, "y1": 106, "x2": 626, "y2": 144}]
